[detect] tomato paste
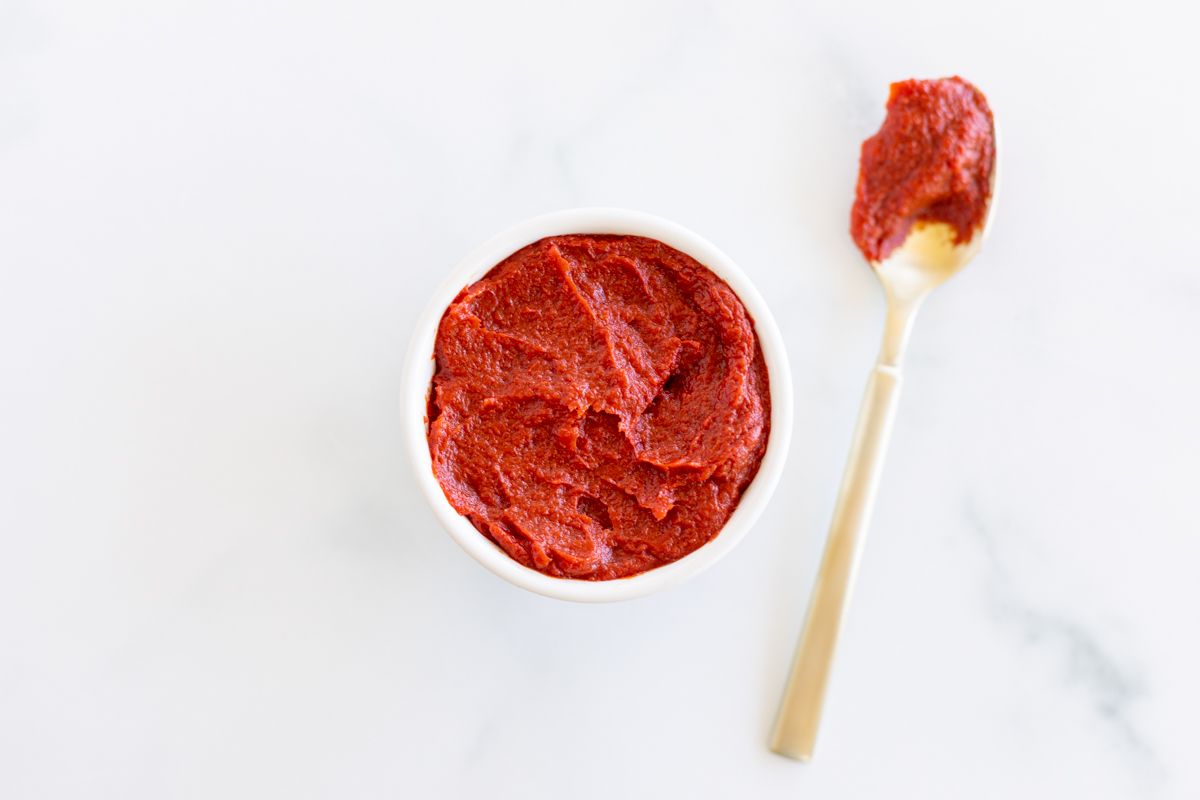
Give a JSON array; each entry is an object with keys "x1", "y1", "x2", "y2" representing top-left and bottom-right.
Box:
[
  {"x1": 427, "y1": 235, "x2": 771, "y2": 580},
  {"x1": 850, "y1": 77, "x2": 995, "y2": 262}
]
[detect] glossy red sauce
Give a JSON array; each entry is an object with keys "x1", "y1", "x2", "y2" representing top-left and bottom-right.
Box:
[
  {"x1": 851, "y1": 77, "x2": 995, "y2": 262},
  {"x1": 427, "y1": 235, "x2": 771, "y2": 580}
]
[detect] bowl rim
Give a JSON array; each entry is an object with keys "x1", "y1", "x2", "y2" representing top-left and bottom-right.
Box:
[{"x1": 402, "y1": 207, "x2": 793, "y2": 602}]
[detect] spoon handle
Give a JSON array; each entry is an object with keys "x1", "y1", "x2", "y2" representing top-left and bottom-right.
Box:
[{"x1": 770, "y1": 362, "x2": 903, "y2": 760}]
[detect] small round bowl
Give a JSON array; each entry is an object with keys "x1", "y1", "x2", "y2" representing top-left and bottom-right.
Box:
[{"x1": 403, "y1": 208, "x2": 793, "y2": 602}]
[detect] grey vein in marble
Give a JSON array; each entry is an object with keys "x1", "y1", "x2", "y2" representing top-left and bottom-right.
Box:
[{"x1": 962, "y1": 502, "x2": 1163, "y2": 780}]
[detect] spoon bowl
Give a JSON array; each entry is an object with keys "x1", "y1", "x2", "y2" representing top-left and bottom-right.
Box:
[{"x1": 872, "y1": 139, "x2": 999, "y2": 366}]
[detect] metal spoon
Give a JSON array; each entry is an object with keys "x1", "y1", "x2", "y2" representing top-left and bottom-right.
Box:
[{"x1": 769, "y1": 150, "x2": 998, "y2": 761}]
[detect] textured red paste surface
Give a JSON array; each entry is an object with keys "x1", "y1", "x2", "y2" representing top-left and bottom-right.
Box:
[
  {"x1": 850, "y1": 77, "x2": 995, "y2": 262},
  {"x1": 427, "y1": 235, "x2": 771, "y2": 580}
]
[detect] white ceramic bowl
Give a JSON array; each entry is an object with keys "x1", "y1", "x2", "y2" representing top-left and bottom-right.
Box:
[{"x1": 403, "y1": 208, "x2": 793, "y2": 602}]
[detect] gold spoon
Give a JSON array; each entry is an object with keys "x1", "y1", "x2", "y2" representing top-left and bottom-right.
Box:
[{"x1": 769, "y1": 145, "x2": 998, "y2": 761}]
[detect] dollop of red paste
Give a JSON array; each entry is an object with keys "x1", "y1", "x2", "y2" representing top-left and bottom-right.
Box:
[
  {"x1": 850, "y1": 77, "x2": 995, "y2": 262},
  {"x1": 427, "y1": 235, "x2": 771, "y2": 580}
]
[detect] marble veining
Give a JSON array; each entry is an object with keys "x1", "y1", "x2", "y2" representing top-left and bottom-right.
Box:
[{"x1": 964, "y1": 502, "x2": 1155, "y2": 766}]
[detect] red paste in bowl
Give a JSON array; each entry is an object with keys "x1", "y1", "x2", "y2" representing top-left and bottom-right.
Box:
[
  {"x1": 850, "y1": 76, "x2": 995, "y2": 262},
  {"x1": 427, "y1": 235, "x2": 771, "y2": 580}
]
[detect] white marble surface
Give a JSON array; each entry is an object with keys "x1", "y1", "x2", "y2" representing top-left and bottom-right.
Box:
[{"x1": 2, "y1": 1, "x2": 1198, "y2": 797}]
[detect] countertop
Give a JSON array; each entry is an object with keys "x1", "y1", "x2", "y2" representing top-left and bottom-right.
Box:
[{"x1": 2, "y1": 1, "x2": 1197, "y2": 797}]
